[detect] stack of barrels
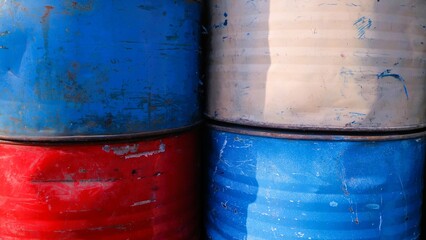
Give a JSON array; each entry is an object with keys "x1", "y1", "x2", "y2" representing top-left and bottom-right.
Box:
[
  {"x1": 205, "y1": 1, "x2": 425, "y2": 239},
  {"x1": 0, "y1": 1, "x2": 201, "y2": 239}
]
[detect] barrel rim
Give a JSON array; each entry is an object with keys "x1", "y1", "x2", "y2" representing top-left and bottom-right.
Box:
[
  {"x1": 208, "y1": 122, "x2": 426, "y2": 141},
  {"x1": 204, "y1": 113, "x2": 426, "y2": 133},
  {"x1": 0, "y1": 122, "x2": 202, "y2": 145}
]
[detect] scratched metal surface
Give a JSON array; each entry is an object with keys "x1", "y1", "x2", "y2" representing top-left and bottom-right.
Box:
[
  {"x1": 206, "y1": 125, "x2": 426, "y2": 239},
  {"x1": 0, "y1": 129, "x2": 200, "y2": 239},
  {"x1": 0, "y1": 0, "x2": 201, "y2": 140},
  {"x1": 206, "y1": 0, "x2": 426, "y2": 131}
]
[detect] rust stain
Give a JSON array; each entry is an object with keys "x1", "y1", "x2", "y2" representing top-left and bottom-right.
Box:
[
  {"x1": 67, "y1": 70, "x2": 76, "y2": 81},
  {"x1": 69, "y1": 0, "x2": 94, "y2": 11},
  {"x1": 71, "y1": 62, "x2": 80, "y2": 69},
  {"x1": 41, "y1": 6, "x2": 54, "y2": 23}
]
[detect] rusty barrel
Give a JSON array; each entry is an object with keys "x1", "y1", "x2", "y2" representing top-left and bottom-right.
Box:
[
  {"x1": 0, "y1": 0, "x2": 201, "y2": 140},
  {"x1": 205, "y1": 124, "x2": 425, "y2": 239},
  {"x1": 206, "y1": 0, "x2": 425, "y2": 131},
  {"x1": 0, "y1": 129, "x2": 200, "y2": 239}
]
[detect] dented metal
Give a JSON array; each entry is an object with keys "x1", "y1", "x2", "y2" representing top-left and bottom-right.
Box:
[
  {"x1": 0, "y1": 129, "x2": 200, "y2": 239},
  {"x1": 207, "y1": 0, "x2": 426, "y2": 131},
  {"x1": 0, "y1": 0, "x2": 201, "y2": 140},
  {"x1": 206, "y1": 124, "x2": 426, "y2": 239}
]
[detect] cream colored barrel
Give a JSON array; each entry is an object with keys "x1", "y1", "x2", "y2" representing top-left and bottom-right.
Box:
[{"x1": 207, "y1": 0, "x2": 426, "y2": 131}]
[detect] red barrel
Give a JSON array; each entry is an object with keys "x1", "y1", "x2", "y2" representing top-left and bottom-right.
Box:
[{"x1": 0, "y1": 130, "x2": 199, "y2": 239}]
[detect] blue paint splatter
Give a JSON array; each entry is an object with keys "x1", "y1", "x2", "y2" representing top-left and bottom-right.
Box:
[
  {"x1": 353, "y1": 17, "x2": 372, "y2": 39},
  {"x1": 349, "y1": 112, "x2": 367, "y2": 117},
  {"x1": 377, "y1": 69, "x2": 409, "y2": 99},
  {"x1": 213, "y1": 13, "x2": 228, "y2": 29}
]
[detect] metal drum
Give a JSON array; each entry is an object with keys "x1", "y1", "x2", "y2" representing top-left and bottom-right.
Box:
[
  {"x1": 207, "y1": 0, "x2": 426, "y2": 131},
  {"x1": 0, "y1": 129, "x2": 200, "y2": 239},
  {"x1": 0, "y1": 0, "x2": 201, "y2": 140},
  {"x1": 206, "y1": 124, "x2": 425, "y2": 239}
]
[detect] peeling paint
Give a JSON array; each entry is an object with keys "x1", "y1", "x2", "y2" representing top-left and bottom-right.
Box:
[
  {"x1": 102, "y1": 144, "x2": 139, "y2": 156},
  {"x1": 125, "y1": 142, "x2": 166, "y2": 159}
]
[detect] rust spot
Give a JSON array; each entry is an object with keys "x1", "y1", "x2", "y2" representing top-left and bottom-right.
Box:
[
  {"x1": 67, "y1": 70, "x2": 76, "y2": 81},
  {"x1": 71, "y1": 62, "x2": 80, "y2": 70},
  {"x1": 69, "y1": 0, "x2": 94, "y2": 11},
  {"x1": 41, "y1": 6, "x2": 54, "y2": 23}
]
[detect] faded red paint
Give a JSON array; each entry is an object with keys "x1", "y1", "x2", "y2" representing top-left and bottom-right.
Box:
[{"x1": 0, "y1": 130, "x2": 200, "y2": 239}]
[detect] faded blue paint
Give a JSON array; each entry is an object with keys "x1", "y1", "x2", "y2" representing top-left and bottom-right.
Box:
[
  {"x1": 377, "y1": 69, "x2": 409, "y2": 99},
  {"x1": 206, "y1": 126, "x2": 425, "y2": 240},
  {"x1": 349, "y1": 112, "x2": 367, "y2": 117},
  {"x1": 354, "y1": 16, "x2": 372, "y2": 39},
  {"x1": 0, "y1": 0, "x2": 201, "y2": 139}
]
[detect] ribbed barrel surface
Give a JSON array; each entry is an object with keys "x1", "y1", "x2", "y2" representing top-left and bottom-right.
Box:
[
  {"x1": 0, "y1": 130, "x2": 200, "y2": 239},
  {"x1": 0, "y1": 0, "x2": 201, "y2": 140},
  {"x1": 206, "y1": 125, "x2": 425, "y2": 239},
  {"x1": 207, "y1": 0, "x2": 425, "y2": 131}
]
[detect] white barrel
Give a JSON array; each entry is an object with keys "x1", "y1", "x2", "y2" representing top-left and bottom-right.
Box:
[{"x1": 207, "y1": 0, "x2": 426, "y2": 131}]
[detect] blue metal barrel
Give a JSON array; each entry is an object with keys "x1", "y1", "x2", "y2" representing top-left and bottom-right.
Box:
[
  {"x1": 206, "y1": 124, "x2": 426, "y2": 239},
  {"x1": 0, "y1": 1, "x2": 201, "y2": 140}
]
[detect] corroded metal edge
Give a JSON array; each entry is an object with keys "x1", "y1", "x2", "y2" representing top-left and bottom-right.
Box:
[
  {"x1": 0, "y1": 121, "x2": 203, "y2": 145},
  {"x1": 208, "y1": 121, "x2": 426, "y2": 142},
  {"x1": 205, "y1": 113, "x2": 426, "y2": 133}
]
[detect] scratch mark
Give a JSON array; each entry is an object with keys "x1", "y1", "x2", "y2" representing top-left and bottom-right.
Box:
[
  {"x1": 354, "y1": 16, "x2": 372, "y2": 39},
  {"x1": 219, "y1": 137, "x2": 228, "y2": 160},
  {"x1": 318, "y1": 3, "x2": 338, "y2": 6},
  {"x1": 0, "y1": 31, "x2": 10, "y2": 37},
  {"x1": 347, "y1": 3, "x2": 360, "y2": 7},
  {"x1": 349, "y1": 112, "x2": 367, "y2": 117},
  {"x1": 377, "y1": 69, "x2": 409, "y2": 99},
  {"x1": 397, "y1": 174, "x2": 409, "y2": 229},
  {"x1": 0, "y1": 45, "x2": 8, "y2": 49},
  {"x1": 131, "y1": 199, "x2": 155, "y2": 207},
  {"x1": 125, "y1": 142, "x2": 166, "y2": 159}
]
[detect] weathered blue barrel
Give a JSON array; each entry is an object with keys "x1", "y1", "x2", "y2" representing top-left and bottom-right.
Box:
[
  {"x1": 206, "y1": 124, "x2": 426, "y2": 239},
  {"x1": 0, "y1": 1, "x2": 201, "y2": 140}
]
